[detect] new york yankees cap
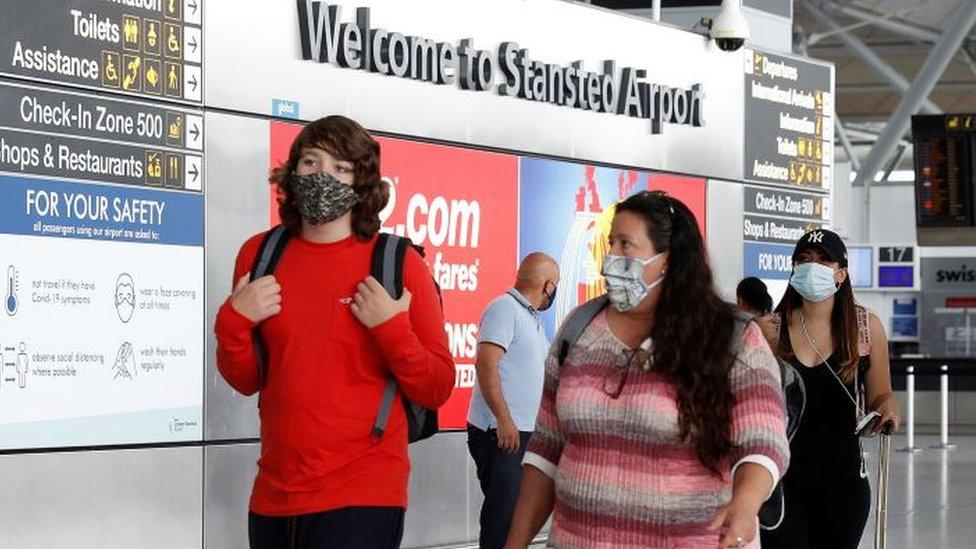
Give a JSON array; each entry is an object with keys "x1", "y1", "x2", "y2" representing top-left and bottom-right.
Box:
[{"x1": 793, "y1": 228, "x2": 848, "y2": 267}]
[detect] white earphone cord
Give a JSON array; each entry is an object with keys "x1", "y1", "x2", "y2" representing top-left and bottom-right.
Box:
[{"x1": 799, "y1": 312, "x2": 864, "y2": 416}]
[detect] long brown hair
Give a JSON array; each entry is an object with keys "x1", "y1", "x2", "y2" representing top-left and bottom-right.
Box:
[
  {"x1": 269, "y1": 115, "x2": 388, "y2": 240},
  {"x1": 775, "y1": 259, "x2": 861, "y2": 383},
  {"x1": 616, "y1": 191, "x2": 737, "y2": 475}
]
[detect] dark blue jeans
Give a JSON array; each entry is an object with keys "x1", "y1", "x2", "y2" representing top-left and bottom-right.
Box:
[{"x1": 467, "y1": 424, "x2": 534, "y2": 549}]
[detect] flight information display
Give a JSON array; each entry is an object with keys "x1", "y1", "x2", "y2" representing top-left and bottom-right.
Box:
[{"x1": 912, "y1": 114, "x2": 976, "y2": 228}]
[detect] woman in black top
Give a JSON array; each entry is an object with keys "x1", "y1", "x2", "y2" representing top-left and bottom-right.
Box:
[{"x1": 760, "y1": 229, "x2": 900, "y2": 549}]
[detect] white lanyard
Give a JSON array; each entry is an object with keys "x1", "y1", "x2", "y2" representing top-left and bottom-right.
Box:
[{"x1": 799, "y1": 311, "x2": 864, "y2": 418}]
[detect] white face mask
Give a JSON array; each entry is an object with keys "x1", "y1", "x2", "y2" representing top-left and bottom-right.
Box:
[{"x1": 602, "y1": 253, "x2": 666, "y2": 312}]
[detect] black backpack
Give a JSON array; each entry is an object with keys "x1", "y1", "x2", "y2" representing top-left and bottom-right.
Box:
[
  {"x1": 555, "y1": 297, "x2": 805, "y2": 530},
  {"x1": 249, "y1": 225, "x2": 440, "y2": 444}
]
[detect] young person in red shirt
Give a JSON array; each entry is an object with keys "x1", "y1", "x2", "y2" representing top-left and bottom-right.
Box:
[{"x1": 215, "y1": 115, "x2": 455, "y2": 548}]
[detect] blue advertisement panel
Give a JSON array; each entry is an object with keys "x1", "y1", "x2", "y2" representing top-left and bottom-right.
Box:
[
  {"x1": 743, "y1": 241, "x2": 795, "y2": 280},
  {"x1": 518, "y1": 157, "x2": 706, "y2": 337}
]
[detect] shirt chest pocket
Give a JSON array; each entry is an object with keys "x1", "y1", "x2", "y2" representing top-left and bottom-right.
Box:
[{"x1": 326, "y1": 299, "x2": 386, "y2": 382}]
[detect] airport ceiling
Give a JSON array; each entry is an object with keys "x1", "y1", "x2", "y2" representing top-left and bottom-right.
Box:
[
  {"x1": 796, "y1": 0, "x2": 976, "y2": 125},
  {"x1": 587, "y1": 0, "x2": 976, "y2": 168}
]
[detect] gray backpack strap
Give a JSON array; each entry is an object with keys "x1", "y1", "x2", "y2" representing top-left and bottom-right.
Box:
[
  {"x1": 372, "y1": 379, "x2": 399, "y2": 442},
  {"x1": 730, "y1": 309, "x2": 753, "y2": 359},
  {"x1": 557, "y1": 296, "x2": 610, "y2": 368},
  {"x1": 372, "y1": 233, "x2": 411, "y2": 441},
  {"x1": 250, "y1": 225, "x2": 290, "y2": 282},
  {"x1": 249, "y1": 225, "x2": 291, "y2": 389}
]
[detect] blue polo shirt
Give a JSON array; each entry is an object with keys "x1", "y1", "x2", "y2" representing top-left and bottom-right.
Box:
[{"x1": 467, "y1": 289, "x2": 550, "y2": 432}]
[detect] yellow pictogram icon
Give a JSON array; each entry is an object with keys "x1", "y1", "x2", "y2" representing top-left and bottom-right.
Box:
[
  {"x1": 753, "y1": 52, "x2": 763, "y2": 74},
  {"x1": 165, "y1": 62, "x2": 182, "y2": 98},
  {"x1": 165, "y1": 23, "x2": 181, "y2": 58},
  {"x1": 814, "y1": 90, "x2": 823, "y2": 110},
  {"x1": 165, "y1": 0, "x2": 182, "y2": 20},
  {"x1": 123, "y1": 15, "x2": 141, "y2": 51},
  {"x1": 102, "y1": 51, "x2": 120, "y2": 88},
  {"x1": 144, "y1": 19, "x2": 161, "y2": 55},
  {"x1": 146, "y1": 151, "x2": 163, "y2": 186},
  {"x1": 167, "y1": 113, "x2": 183, "y2": 144},
  {"x1": 144, "y1": 58, "x2": 162, "y2": 95},
  {"x1": 947, "y1": 116, "x2": 961, "y2": 130},
  {"x1": 797, "y1": 139, "x2": 808, "y2": 158},
  {"x1": 122, "y1": 55, "x2": 142, "y2": 92},
  {"x1": 165, "y1": 153, "x2": 183, "y2": 188}
]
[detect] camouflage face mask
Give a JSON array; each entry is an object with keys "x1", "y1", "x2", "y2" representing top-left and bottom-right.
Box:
[{"x1": 289, "y1": 171, "x2": 360, "y2": 225}]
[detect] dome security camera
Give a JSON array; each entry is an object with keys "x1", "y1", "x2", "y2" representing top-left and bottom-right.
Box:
[{"x1": 710, "y1": 0, "x2": 750, "y2": 52}]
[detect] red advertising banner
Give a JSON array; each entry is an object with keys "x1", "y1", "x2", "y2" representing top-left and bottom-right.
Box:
[{"x1": 269, "y1": 121, "x2": 519, "y2": 429}]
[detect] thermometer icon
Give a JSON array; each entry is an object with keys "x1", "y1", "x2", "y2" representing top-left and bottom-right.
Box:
[{"x1": 5, "y1": 265, "x2": 18, "y2": 316}]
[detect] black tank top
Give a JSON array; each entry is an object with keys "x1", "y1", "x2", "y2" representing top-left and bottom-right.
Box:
[{"x1": 782, "y1": 327, "x2": 870, "y2": 480}]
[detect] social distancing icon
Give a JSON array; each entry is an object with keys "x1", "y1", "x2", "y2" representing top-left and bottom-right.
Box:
[
  {"x1": 102, "y1": 51, "x2": 120, "y2": 88},
  {"x1": 145, "y1": 151, "x2": 163, "y2": 186},
  {"x1": 144, "y1": 58, "x2": 162, "y2": 95},
  {"x1": 165, "y1": 62, "x2": 182, "y2": 98},
  {"x1": 165, "y1": 23, "x2": 181, "y2": 58},
  {"x1": 122, "y1": 55, "x2": 142, "y2": 92},
  {"x1": 144, "y1": 19, "x2": 161, "y2": 56}
]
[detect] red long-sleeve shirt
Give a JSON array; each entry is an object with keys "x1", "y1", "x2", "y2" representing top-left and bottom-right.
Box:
[{"x1": 214, "y1": 231, "x2": 454, "y2": 516}]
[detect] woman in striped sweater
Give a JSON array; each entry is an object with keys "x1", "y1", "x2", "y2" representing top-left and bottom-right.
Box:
[{"x1": 505, "y1": 191, "x2": 789, "y2": 548}]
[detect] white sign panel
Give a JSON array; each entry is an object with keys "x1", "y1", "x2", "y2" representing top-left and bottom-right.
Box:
[{"x1": 203, "y1": 0, "x2": 748, "y2": 180}]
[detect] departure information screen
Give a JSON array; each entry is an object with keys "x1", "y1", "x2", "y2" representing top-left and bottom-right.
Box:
[{"x1": 912, "y1": 114, "x2": 976, "y2": 228}]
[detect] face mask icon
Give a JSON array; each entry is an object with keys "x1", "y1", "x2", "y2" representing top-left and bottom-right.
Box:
[{"x1": 116, "y1": 273, "x2": 135, "y2": 323}]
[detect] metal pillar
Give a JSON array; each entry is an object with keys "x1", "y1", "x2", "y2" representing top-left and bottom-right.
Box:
[
  {"x1": 836, "y1": 119, "x2": 861, "y2": 172},
  {"x1": 652, "y1": 0, "x2": 661, "y2": 22},
  {"x1": 828, "y1": 1, "x2": 976, "y2": 79},
  {"x1": 850, "y1": 0, "x2": 976, "y2": 239},
  {"x1": 880, "y1": 144, "x2": 906, "y2": 184},
  {"x1": 827, "y1": 2, "x2": 940, "y2": 43},
  {"x1": 961, "y1": 49, "x2": 976, "y2": 79},
  {"x1": 804, "y1": 2, "x2": 942, "y2": 115},
  {"x1": 839, "y1": 82, "x2": 975, "y2": 94}
]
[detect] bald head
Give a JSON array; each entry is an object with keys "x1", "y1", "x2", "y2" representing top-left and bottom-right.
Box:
[
  {"x1": 514, "y1": 253, "x2": 559, "y2": 311},
  {"x1": 516, "y1": 253, "x2": 559, "y2": 289}
]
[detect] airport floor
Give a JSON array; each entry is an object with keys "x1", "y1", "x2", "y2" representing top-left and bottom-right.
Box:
[
  {"x1": 448, "y1": 435, "x2": 976, "y2": 549},
  {"x1": 857, "y1": 434, "x2": 976, "y2": 549}
]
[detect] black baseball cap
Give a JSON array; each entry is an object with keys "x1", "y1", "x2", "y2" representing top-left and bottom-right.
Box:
[{"x1": 792, "y1": 229, "x2": 848, "y2": 267}]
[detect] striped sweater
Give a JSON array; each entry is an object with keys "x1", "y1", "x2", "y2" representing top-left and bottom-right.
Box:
[{"x1": 524, "y1": 311, "x2": 790, "y2": 548}]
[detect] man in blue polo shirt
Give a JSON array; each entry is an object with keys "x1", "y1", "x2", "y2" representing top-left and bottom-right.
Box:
[{"x1": 467, "y1": 252, "x2": 559, "y2": 549}]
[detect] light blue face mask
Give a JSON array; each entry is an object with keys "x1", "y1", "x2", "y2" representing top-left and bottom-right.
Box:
[{"x1": 790, "y1": 262, "x2": 839, "y2": 302}]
